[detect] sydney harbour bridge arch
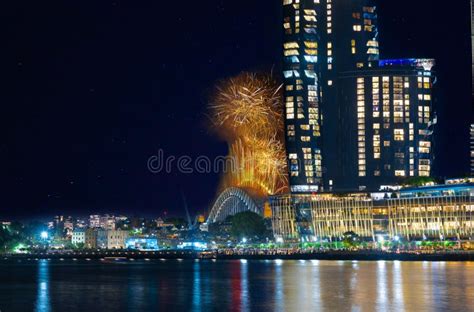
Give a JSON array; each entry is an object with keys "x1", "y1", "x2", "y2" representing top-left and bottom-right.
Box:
[{"x1": 206, "y1": 187, "x2": 262, "y2": 224}]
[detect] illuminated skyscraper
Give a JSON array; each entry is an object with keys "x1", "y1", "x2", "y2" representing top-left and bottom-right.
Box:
[
  {"x1": 283, "y1": 0, "x2": 323, "y2": 193},
  {"x1": 282, "y1": 0, "x2": 436, "y2": 192},
  {"x1": 471, "y1": 124, "x2": 474, "y2": 175},
  {"x1": 282, "y1": 0, "x2": 378, "y2": 193},
  {"x1": 320, "y1": 0, "x2": 380, "y2": 190},
  {"x1": 338, "y1": 59, "x2": 436, "y2": 190},
  {"x1": 471, "y1": 0, "x2": 474, "y2": 103},
  {"x1": 471, "y1": 1, "x2": 474, "y2": 176}
]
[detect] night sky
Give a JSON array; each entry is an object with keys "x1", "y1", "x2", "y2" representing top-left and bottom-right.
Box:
[{"x1": 1, "y1": 1, "x2": 472, "y2": 219}]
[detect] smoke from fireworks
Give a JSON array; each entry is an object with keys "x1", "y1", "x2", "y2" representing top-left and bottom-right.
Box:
[{"x1": 209, "y1": 72, "x2": 289, "y2": 196}]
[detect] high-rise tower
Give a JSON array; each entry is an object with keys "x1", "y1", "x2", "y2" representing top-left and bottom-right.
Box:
[
  {"x1": 283, "y1": 0, "x2": 323, "y2": 193},
  {"x1": 282, "y1": 0, "x2": 436, "y2": 192},
  {"x1": 471, "y1": 0, "x2": 474, "y2": 103},
  {"x1": 471, "y1": 124, "x2": 474, "y2": 175},
  {"x1": 283, "y1": 0, "x2": 380, "y2": 192},
  {"x1": 471, "y1": 0, "x2": 474, "y2": 176},
  {"x1": 320, "y1": 0, "x2": 380, "y2": 191},
  {"x1": 338, "y1": 59, "x2": 436, "y2": 190}
]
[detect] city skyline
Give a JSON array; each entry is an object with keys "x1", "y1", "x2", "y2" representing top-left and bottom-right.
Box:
[
  {"x1": 1, "y1": 3, "x2": 474, "y2": 311},
  {"x1": 1, "y1": 0, "x2": 472, "y2": 219}
]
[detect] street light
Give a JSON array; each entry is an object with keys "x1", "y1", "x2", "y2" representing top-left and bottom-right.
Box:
[{"x1": 40, "y1": 231, "x2": 48, "y2": 240}]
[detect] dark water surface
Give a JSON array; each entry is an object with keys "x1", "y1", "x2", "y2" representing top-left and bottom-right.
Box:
[{"x1": 0, "y1": 259, "x2": 473, "y2": 311}]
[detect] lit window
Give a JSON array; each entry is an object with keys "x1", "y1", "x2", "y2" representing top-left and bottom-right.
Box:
[
  {"x1": 395, "y1": 170, "x2": 406, "y2": 177},
  {"x1": 284, "y1": 42, "x2": 299, "y2": 49},
  {"x1": 394, "y1": 129, "x2": 404, "y2": 141}
]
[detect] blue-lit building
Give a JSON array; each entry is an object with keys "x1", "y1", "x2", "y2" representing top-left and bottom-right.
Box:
[
  {"x1": 177, "y1": 242, "x2": 208, "y2": 251},
  {"x1": 125, "y1": 237, "x2": 159, "y2": 251},
  {"x1": 399, "y1": 183, "x2": 474, "y2": 198}
]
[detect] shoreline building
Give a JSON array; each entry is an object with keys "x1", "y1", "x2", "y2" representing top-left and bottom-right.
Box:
[
  {"x1": 271, "y1": 183, "x2": 474, "y2": 242},
  {"x1": 337, "y1": 59, "x2": 436, "y2": 191},
  {"x1": 85, "y1": 228, "x2": 98, "y2": 249},
  {"x1": 283, "y1": 0, "x2": 323, "y2": 193},
  {"x1": 71, "y1": 228, "x2": 86, "y2": 246},
  {"x1": 276, "y1": 0, "x2": 445, "y2": 241},
  {"x1": 89, "y1": 215, "x2": 101, "y2": 228},
  {"x1": 125, "y1": 237, "x2": 159, "y2": 251},
  {"x1": 282, "y1": 0, "x2": 436, "y2": 192},
  {"x1": 97, "y1": 229, "x2": 128, "y2": 250}
]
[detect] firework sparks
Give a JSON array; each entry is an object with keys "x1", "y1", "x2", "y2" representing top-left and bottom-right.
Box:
[
  {"x1": 209, "y1": 72, "x2": 289, "y2": 196},
  {"x1": 210, "y1": 72, "x2": 284, "y2": 142}
]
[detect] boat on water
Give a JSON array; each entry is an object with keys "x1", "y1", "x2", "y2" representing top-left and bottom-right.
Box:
[{"x1": 103, "y1": 257, "x2": 128, "y2": 263}]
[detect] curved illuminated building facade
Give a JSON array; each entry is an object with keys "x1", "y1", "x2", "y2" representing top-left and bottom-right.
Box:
[{"x1": 271, "y1": 183, "x2": 474, "y2": 242}]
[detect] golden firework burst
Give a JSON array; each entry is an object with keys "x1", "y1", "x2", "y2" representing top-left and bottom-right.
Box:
[{"x1": 209, "y1": 72, "x2": 289, "y2": 196}]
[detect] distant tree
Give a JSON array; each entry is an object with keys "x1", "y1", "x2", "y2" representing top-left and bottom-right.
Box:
[
  {"x1": 9, "y1": 221, "x2": 24, "y2": 236},
  {"x1": 403, "y1": 177, "x2": 435, "y2": 187},
  {"x1": 342, "y1": 231, "x2": 360, "y2": 248},
  {"x1": 74, "y1": 242, "x2": 85, "y2": 250},
  {"x1": 0, "y1": 222, "x2": 29, "y2": 253},
  {"x1": 0, "y1": 227, "x2": 7, "y2": 252},
  {"x1": 231, "y1": 211, "x2": 267, "y2": 240},
  {"x1": 115, "y1": 220, "x2": 129, "y2": 231},
  {"x1": 64, "y1": 241, "x2": 75, "y2": 250}
]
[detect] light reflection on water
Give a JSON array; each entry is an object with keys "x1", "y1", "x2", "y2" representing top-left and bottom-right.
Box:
[
  {"x1": 192, "y1": 261, "x2": 201, "y2": 312},
  {"x1": 0, "y1": 260, "x2": 473, "y2": 311},
  {"x1": 36, "y1": 260, "x2": 50, "y2": 312}
]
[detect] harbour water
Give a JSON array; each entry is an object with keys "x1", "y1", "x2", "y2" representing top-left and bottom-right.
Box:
[{"x1": 0, "y1": 259, "x2": 473, "y2": 311}]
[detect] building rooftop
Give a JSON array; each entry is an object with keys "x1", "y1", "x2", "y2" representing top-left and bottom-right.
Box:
[
  {"x1": 378, "y1": 58, "x2": 435, "y2": 71},
  {"x1": 399, "y1": 183, "x2": 474, "y2": 197}
]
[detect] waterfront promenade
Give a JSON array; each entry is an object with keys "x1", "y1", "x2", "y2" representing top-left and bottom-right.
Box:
[{"x1": 3, "y1": 249, "x2": 474, "y2": 262}]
